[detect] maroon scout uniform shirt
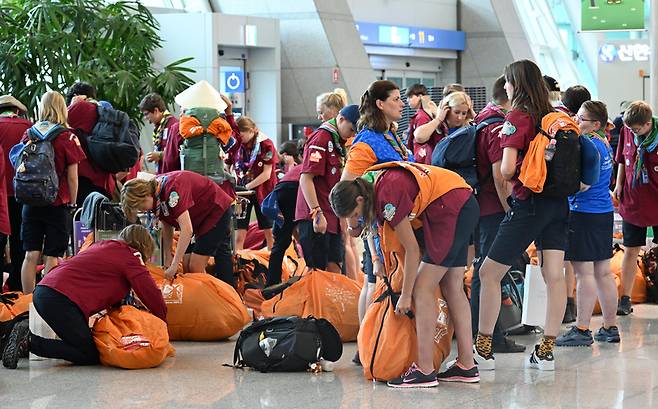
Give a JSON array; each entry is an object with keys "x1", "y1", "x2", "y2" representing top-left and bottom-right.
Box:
[
  {"x1": 475, "y1": 102, "x2": 507, "y2": 216},
  {"x1": 39, "y1": 240, "x2": 167, "y2": 321},
  {"x1": 499, "y1": 109, "x2": 537, "y2": 201}
]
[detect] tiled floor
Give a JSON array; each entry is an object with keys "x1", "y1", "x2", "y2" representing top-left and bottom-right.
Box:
[{"x1": 4, "y1": 305, "x2": 658, "y2": 408}]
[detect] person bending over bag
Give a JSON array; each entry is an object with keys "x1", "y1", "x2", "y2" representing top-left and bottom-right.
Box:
[
  {"x1": 330, "y1": 162, "x2": 480, "y2": 388},
  {"x1": 121, "y1": 170, "x2": 235, "y2": 284},
  {"x1": 2, "y1": 225, "x2": 166, "y2": 369}
]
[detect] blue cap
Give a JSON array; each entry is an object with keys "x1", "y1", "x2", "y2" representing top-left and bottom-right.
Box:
[{"x1": 339, "y1": 104, "x2": 360, "y2": 130}]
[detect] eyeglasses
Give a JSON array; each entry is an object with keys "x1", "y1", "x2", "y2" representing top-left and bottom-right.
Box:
[{"x1": 576, "y1": 114, "x2": 597, "y2": 123}]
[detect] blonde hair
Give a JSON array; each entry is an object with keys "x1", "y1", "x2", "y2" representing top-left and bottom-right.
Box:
[
  {"x1": 121, "y1": 178, "x2": 157, "y2": 222},
  {"x1": 39, "y1": 91, "x2": 68, "y2": 126},
  {"x1": 237, "y1": 116, "x2": 258, "y2": 133},
  {"x1": 420, "y1": 95, "x2": 437, "y2": 118},
  {"x1": 118, "y1": 225, "x2": 155, "y2": 262},
  {"x1": 317, "y1": 88, "x2": 348, "y2": 112},
  {"x1": 443, "y1": 91, "x2": 473, "y2": 111}
]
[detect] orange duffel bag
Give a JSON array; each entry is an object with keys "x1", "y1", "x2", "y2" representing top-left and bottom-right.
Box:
[
  {"x1": 260, "y1": 269, "x2": 361, "y2": 342},
  {"x1": 92, "y1": 305, "x2": 175, "y2": 369},
  {"x1": 1, "y1": 292, "x2": 32, "y2": 348},
  {"x1": 148, "y1": 264, "x2": 250, "y2": 341},
  {"x1": 358, "y1": 252, "x2": 452, "y2": 382}
]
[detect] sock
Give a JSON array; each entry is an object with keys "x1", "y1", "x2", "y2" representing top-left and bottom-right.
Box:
[
  {"x1": 567, "y1": 297, "x2": 575, "y2": 305},
  {"x1": 475, "y1": 333, "x2": 493, "y2": 357},
  {"x1": 537, "y1": 336, "x2": 556, "y2": 358}
]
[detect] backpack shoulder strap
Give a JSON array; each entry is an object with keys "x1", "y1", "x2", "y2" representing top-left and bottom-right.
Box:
[{"x1": 476, "y1": 116, "x2": 504, "y2": 133}]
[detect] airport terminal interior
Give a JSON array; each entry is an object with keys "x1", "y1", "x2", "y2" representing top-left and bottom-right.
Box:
[{"x1": 1, "y1": 0, "x2": 658, "y2": 408}]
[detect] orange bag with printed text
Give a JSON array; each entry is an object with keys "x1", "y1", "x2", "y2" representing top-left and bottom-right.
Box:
[
  {"x1": 92, "y1": 305, "x2": 175, "y2": 369},
  {"x1": 148, "y1": 265, "x2": 250, "y2": 341},
  {"x1": 358, "y1": 252, "x2": 453, "y2": 381},
  {"x1": 260, "y1": 269, "x2": 361, "y2": 341}
]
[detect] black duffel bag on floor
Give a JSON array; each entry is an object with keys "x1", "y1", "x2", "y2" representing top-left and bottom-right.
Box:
[{"x1": 231, "y1": 316, "x2": 342, "y2": 372}]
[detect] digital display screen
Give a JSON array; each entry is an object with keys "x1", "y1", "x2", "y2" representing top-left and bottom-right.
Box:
[{"x1": 356, "y1": 21, "x2": 465, "y2": 51}]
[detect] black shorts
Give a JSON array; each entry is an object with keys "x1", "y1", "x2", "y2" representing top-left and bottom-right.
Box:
[
  {"x1": 487, "y1": 195, "x2": 569, "y2": 266},
  {"x1": 21, "y1": 205, "x2": 70, "y2": 257},
  {"x1": 236, "y1": 193, "x2": 274, "y2": 230},
  {"x1": 622, "y1": 220, "x2": 658, "y2": 248},
  {"x1": 362, "y1": 244, "x2": 377, "y2": 284},
  {"x1": 297, "y1": 220, "x2": 344, "y2": 270},
  {"x1": 417, "y1": 195, "x2": 480, "y2": 267},
  {"x1": 565, "y1": 211, "x2": 613, "y2": 262},
  {"x1": 186, "y1": 207, "x2": 232, "y2": 256}
]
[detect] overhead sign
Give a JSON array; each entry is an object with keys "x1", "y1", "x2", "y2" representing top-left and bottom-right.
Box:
[
  {"x1": 355, "y1": 21, "x2": 465, "y2": 51},
  {"x1": 582, "y1": 0, "x2": 644, "y2": 31},
  {"x1": 224, "y1": 71, "x2": 244, "y2": 93},
  {"x1": 599, "y1": 43, "x2": 650, "y2": 63}
]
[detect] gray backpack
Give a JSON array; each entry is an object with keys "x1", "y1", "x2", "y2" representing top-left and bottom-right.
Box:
[{"x1": 13, "y1": 123, "x2": 65, "y2": 206}]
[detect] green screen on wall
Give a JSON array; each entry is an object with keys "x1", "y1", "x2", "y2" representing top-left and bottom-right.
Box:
[{"x1": 581, "y1": 0, "x2": 645, "y2": 31}]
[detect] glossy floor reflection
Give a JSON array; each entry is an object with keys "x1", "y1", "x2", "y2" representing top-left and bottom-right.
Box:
[{"x1": 4, "y1": 304, "x2": 658, "y2": 408}]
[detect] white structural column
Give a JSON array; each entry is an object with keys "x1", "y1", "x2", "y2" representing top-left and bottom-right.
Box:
[{"x1": 649, "y1": 0, "x2": 658, "y2": 110}]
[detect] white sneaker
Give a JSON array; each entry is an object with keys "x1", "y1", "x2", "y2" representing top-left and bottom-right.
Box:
[
  {"x1": 526, "y1": 344, "x2": 555, "y2": 371},
  {"x1": 445, "y1": 346, "x2": 495, "y2": 371}
]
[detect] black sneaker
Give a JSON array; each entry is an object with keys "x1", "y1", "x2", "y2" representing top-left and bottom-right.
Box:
[
  {"x1": 387, "y1": 363, "x2": 438, "y2": 388},
  {"x1": 2, "y1": 320, "x2": 29, "y2": 369},
  {"x1": 493, "y1": 336, "x2": 526, "y2": 353},
  {"x1": 617, "y1": 296, "x2": 633, "y2": 316},
  {"x1": 526, "y1": 344, "x2": 555, "y2": 371},
  {"x1": 438, "y1": 363, "x2": 480, "y2": 383},
  {"x1": 594, "y1": 326, "x2": 621, "y2": 343}
]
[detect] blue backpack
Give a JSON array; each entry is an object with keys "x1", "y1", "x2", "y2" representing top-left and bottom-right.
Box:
[
  {"x1": 11, "y1": 123, "x2": 65, "y2": 206},
  {"x1": 431, "y1": 117, "x2": 504, "y2": 191}
]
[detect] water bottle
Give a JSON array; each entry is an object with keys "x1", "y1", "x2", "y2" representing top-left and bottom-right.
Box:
[{"x1": 544, "y1": 139, "x2": 557, "y2": 161}]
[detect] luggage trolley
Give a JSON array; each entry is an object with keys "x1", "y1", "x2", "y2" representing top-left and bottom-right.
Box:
[{"x1": 71, "y1": 202, "x2": 163, "y2": 265}]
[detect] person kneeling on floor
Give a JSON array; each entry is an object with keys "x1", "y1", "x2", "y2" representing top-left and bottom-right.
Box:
[{"x1": 2, "y1": 225, "x2": 166, "y2": 369}]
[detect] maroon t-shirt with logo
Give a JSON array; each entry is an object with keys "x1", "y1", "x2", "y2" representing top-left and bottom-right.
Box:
[
  {"x1": 39, "y1": 240, "x2": 166, "y2": 321},
  {"x1": 615, "y1": 126, "x2": 658, "y2": 226},
  {"x1": 154, "y1": 170, "x2": 233, "y2": 237},
  {"x1": 499, "y1": 110, "x2": 536, "y2": 201},
  {"x1": 475, "y1": 103, "x2": 507, "y2": 216},
  {"x1": 295, "y1": 128, "x2": 342, "y2": 234},
  {"x1": 407, "y1": 109, "x2": 446, "y2": 165},
  {"x1": 157, "y1": 115, "x2": 180, "y2": 175},
  {"x1": 0, "y1": 116, "x2": 32, "y2": 196},
  {"x1": 374, "y1": 169, "x2": 472, "y2": 265}
]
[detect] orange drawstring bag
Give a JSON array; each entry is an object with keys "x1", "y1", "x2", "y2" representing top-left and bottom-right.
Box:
[
  {"x1": 260, "y1": 269, "x2": 361, "y2": 341},
  {"x1": 179, "y1": 115, "x2": 232, "y2": 144},
  {"x1": 1, "y1": 292, "x2": 32, "y2": 329},
  {"x1": 148, "y1": 265, "x2": 250, "y2": 341},
  {"x1": 358, "y1": 252, "x2": 453, "y2": 381},
  {"x1": 92, "y1": 305, "x2": 175, "y2": 369}
]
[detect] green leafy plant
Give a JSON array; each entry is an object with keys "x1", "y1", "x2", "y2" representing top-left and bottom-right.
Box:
[{"x1": 0, "y1": 0, "x2": 195, "y2": 121}]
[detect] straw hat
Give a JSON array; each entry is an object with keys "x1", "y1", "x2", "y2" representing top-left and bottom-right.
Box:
[
  {"x1": 0, "y1": 95, "x2": 27, "y2": 113},
  {"x1": 174, "y1": 80, "x2": 227, "y2": 111}
]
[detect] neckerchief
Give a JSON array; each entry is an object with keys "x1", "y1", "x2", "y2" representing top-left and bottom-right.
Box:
[
  {"x1": 152, "y1": 111, "x2": 172, "y2": 149},
  {"x1": 236, "y1": 135, "x2": 264, "y2": 185},
  {"x1": 633, "y1": 116, "x2": 658, "y2": 185},
  {"x1": 382, "y1": 129, "x2": 408, "y2": 161},
  {"x1": 153, "y1": 176, "x2": 168, "y2": 218},
  {"x1": 319, "y1": 118, "x2": 346, "y2": 160}
]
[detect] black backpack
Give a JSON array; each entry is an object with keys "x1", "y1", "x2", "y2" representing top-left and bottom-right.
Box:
[
  {"x1": 13, "y1": 124, "x2": 65, "y2": 206},
  {"x1": 87, "y1": 105, "x2": 140, "y2": 173},
  {"x1": 431, "y1": 117, "x2": 504, "y2": 191},
  {"x1": 537, "y1": 121, "x2": 581, "y2": 198},
  {"x1": 232, "y1": 316, "x2": 342, "y2": 372}
]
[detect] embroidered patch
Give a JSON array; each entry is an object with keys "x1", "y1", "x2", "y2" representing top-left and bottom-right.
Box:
[
  {"x1": 383, "y1": 203, "x2": 396, "y2": 222},
  {"x1": 418, "y1": 147, "x2": 426, "y2": 158},
  {"x1": 328, "y1": 141, "x2": 334, "y2": 152},
  {"x1": 501, "y1": 121, "x2": 517, "y2": 136},
  {"x1": 310, "y1": 151, "x2": 323, "y2": 163},
  {"x1": 168, "y1": 191, "x2": 179, "y2": 208},
  {"x1": 331, "y1": 167, "x2": 337, "y2": 175},
  {"x1": 263, "y1": 151, "x2": 273, "y2": 161},
  {"x1": 257, "y1": 161, "x2": 263, "y2": 167},
  {"x1": 626, "y1": 159, "x2": 631, "y2": 167},
  {"x1": 654, "y1": 166, "x2": 658, "y2": 172}
]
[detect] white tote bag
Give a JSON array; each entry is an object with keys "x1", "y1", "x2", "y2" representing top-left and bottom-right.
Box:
[{"x1": 521, "y1": 265, "x2": 547, "y2": 327}]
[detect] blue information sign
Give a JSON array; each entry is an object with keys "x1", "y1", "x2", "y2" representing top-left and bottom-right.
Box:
[
  {"x1": 355, "y1": 21, "x2": 465, "y2": 51},
  {"x1": 224, "y1": 70, "x2": 244, "y2": 93}
]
